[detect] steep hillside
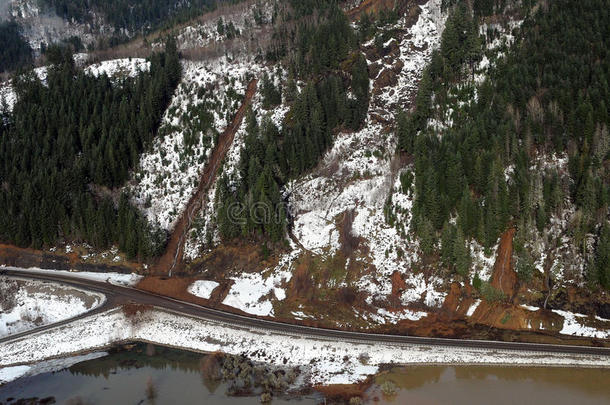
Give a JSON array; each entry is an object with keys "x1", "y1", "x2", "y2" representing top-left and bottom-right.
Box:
[
  {"x1": 0, "y1": 0, "x2": 237, "y2": 58},
  {"x1": 0, "y1": 0, "x2": 608, "y2": 345}
]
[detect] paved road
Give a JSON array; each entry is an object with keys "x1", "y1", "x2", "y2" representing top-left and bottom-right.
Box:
[{"x1": 1, "y1": 267, "x2": 610, "y2": 357}]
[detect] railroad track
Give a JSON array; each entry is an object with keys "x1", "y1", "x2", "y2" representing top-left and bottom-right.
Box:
[{"x1": 1, "y1": 267, "x2": 609, "y2": 358}]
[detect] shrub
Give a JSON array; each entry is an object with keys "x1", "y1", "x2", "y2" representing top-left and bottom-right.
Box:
[
  {"x1": 358, "y1": 352, "x2": 370, "y2": 365},
  {"x1": 381, "y1": 380, "x2": 397, "y2": 396},
  {"x1": 200, "y1": 352, "x2": 224, "y2": 381},
  {"x1": 473, "y1": 272, "x2": 482, "y2": 290},
  {"x1": 480, "y1": 282, "x2": 505, "y2": 302}
]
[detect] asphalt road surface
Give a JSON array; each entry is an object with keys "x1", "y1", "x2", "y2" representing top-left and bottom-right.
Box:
[{"x1": 1, "y1": 267, "x2": 610, "y2": 358}]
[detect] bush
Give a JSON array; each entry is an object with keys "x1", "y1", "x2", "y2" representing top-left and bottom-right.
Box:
[
  {"x1": 381, "y1": 380, "x2": 397, "y2": 396},
  {"x1": 515, "y1": 252, "x2": 535, "y2": 282},
  {"x1": 473, "y1": 272, "x2": 482, "y2": 290},
  {"x1": 260, "y1": 392, "x2": 272, "y2": 403},
  {"x1": 480, "y1": 282, "x2": 505, "y2": 302},
  {"x1": 200, "y1": 352, "x2": 223, "y2": 381}
]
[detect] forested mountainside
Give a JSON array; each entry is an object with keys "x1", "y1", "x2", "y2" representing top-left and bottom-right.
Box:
[
  {"x1": 0, "y1": 0, "x2": 236, "y2": 62},
  {"x1": 396, "y1": 0, "x2": 609, "y2": 290},
  {"x1": 0, "y1": 0, "x2": 608, "y2": 340},
  {"x1": 0, "y1": 39, "x2": 180, "y2": 258},
  {"x1": 215, "y1": 4, "x2": 370, "y2": 242},
  {"x1": 0, "y1": 20, "x2": 33, "y2": 73},
  {"x1": 41, "y1": 0, "x2": 224, "y2": 32}
]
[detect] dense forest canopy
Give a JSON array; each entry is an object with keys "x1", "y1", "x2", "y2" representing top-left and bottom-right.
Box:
[
  {"x1": 0, "y1": 21, "x2": 33, "y2": 73},
  {"x1": 396, "y1": 0, "x2": 609, "y2": 288},
  {"x1": 41, "y1": 0, "x2": 232, "y2": 33},
  {"x1": 0, "y1": 39, "x2": 181, "y2": 259}
]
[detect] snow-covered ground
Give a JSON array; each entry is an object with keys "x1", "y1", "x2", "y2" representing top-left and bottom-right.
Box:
[
  {"x1": 158, "y1": 0, "x2": 273, "y2": 52},
  {"x1": 187, "y1": 280, "x2": 219, "y2": 300},
  {"x1": 282, "y1": 0, "x2": 448, "y2": 317},
  {"x1": 1, "y1": 57, "x2": 147, "y2": 113},
  {"x1": 552, "y1": 310, "x2": 610, "y2": 340},
  {"x1": 182, "y1": 0, "x2": 449, "y2": 323},
  {"x1": 84, "y1": 58, "x2": 150, "y2": 79},
  {"x1": 470, "y1": 240, "x2": 498, "y2": 283},
  {"x1": 222, "y1": 268, "x2": 291, "y2": 316},
  {"x1": 130, "y1": 57, "x2": 265, "y2": 231},
  {"x1": 1, "y1": 307, "x2": 608, "y2": 386},
  {"x1": 0, "y1": 277, "x2": 105, "y2": 338},
  {"x1": 0, "y1": 365, "x2": 30, "y2": 385},
  {"x1": 6, "y1": 0, "x2": 109, "y2": 54},
  {"x1": 0, "y1": 66, "x2": 48, "y2": 112},
  {"x1": 0, "y1": 266, "x2": 142, "y2": 287},
  {"x1": 517, "y1": 304, "x2": 610, "y2": 339},
  {"x1": 181, "y1": 65, "x2": 287, "y2": 259},
  {"x1": 0, "y1": 352, "x2": 107, "y2": 385}
]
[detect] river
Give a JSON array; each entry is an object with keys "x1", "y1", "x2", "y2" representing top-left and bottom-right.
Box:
[{"x1": 1, "y1": 344, "x2": 609, "y2": 404}]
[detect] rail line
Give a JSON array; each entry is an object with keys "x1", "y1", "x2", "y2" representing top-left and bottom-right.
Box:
[{"x1": 2, "y1": 267, "x2": 609, "y2": 358}]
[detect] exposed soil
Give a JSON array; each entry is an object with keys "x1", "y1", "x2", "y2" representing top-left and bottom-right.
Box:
[
  {"x1": 0, "y1": 244, "x2": 139, "y2": 274},
  {"x1": 187, "y1": 240, "x2": 280, "y2": 277},
  {"x1": 152, "y1": 79, "x2": 258, "y2": 276},
  {"x1": 440, "y1": 282, "x2": 462, "y2": 315},
  {"x1": 137, "y1": 276, "x2": 212, "y2": 306},
  {"x1": 490, "y1": 228, "x2": 518, "y2": 298},
  {"x1": 390, "y1": 271, "x2": 407, "y2": 297}
]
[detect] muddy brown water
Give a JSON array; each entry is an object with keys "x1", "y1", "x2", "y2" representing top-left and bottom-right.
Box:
[
  {"x1": 369, "y1": 365, "x2": 610, "y2": 405},
  {"x1": 1, "y1": 345, "x2": 609, "y2": 404}
]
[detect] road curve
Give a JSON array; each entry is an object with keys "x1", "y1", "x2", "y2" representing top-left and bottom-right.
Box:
[{"x1": 1, "y1": 267, "x2": 610, "y2": 357}]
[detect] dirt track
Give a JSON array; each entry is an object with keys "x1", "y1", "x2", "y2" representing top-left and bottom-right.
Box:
[
  {"x1": 490, "y1": 228, "x2": 517, "y2": 298},
  {"x1": 153, "y1": 79, "x2": 258, "y2": 276}
]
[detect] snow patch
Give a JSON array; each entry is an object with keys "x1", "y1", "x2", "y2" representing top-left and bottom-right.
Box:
[
  {"x1": 0, "y1": 365, "x2": 30, "y2": 385},
  {"x1": 187, "y1": 280, "x2": 219, "y2": 300},
  {"x1": 466, "y1": 299, "x2": 481, "y2": 317},
  {"x1": 223, "y1": 269, "x2": 291, "y2": 317},
  {"x1": 0, "y1": 276, "x2": 105, "y2": 338},
  {"x1": 1, "y1": 266, "x2": 142, "y2": 287},
  {"x1": 84, "y1": 58, "x2": 150, "y2": 79}
]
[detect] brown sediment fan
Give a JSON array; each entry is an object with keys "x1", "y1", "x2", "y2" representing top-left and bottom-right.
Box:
[{"x1": 152, "y1": 79, "x2": 258, "y2": 276}]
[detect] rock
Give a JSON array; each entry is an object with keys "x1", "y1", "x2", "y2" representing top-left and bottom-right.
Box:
[
  {"x1": 368, "y1": 62, "x2": 382, "y2": 79},
  {"x1": 370, "y1": 113, "x2": 391, "y2": 126},
  {"x1": 375, "y1": 68, "x2": 398, "y2": 89},
  {"x1": 411, "y1": 42, "x2": 429, "y2": 52},
  {"x1": 363, "y1": 46, "x2": 381, "y2": 62},
  {"x1": 381, "y1": 39, "x2": 400, "y2": 58},
  {"x1": 392, "y1": 59, "x2": 404, "y2": 74}
]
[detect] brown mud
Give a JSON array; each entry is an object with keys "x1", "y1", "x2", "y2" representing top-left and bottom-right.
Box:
[
  {"x1": 0, "y1": 243, "x2": 138, "y2": 274},
  {"x1": 152, "y1": 79, "x2": 258, "y2": 276}
]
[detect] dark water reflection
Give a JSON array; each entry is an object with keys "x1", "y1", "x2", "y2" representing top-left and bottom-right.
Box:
[{"x1": 0, "y1": 344, "x2": 318, "y2": 404}]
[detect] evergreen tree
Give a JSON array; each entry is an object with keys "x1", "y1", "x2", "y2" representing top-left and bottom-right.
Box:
[{"x1": 592, "y1": 224, "x2": 610, "y2": 289}]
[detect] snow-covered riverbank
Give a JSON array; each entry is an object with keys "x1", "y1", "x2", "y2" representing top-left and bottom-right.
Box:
[
  {"x1": 1, "y1": 307, "x2": 608, "y2": 386},
  {"x1": 0, "y1": 277, "x2": 105, "y2": 338}
]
